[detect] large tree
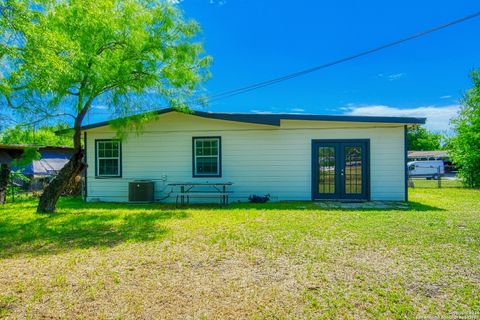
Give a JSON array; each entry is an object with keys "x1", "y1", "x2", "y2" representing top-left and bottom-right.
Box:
[
  {"x1": 407, "y1": 126, "x2": 443, "y2": 151},
  {"x1": 448, "y1": 71, "x2": 480, "y2": 188},
  {"x1": 0, "y1": 0, "x2": 210, "y2": 212}
]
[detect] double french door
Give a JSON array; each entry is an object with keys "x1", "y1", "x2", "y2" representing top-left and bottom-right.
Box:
[{"x1": 312, "y1": 140, "x2": 370, "y2": 200}]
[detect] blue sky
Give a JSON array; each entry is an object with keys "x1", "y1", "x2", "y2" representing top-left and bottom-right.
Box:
[{"x1": 89, "y1": 0, "x2": 480, "y2": 132}]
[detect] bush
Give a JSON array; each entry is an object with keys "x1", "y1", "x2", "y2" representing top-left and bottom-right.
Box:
[{"x1": 248, "y1": 194, "x2": 270, "y2": 203}]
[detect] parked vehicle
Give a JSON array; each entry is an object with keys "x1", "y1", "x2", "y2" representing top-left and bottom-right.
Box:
[{"x1": 407, "y1": 160, "x2": 445, "y2": 180}]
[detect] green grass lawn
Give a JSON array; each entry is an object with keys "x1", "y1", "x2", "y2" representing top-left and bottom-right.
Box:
[
  {"x1": 0, "y1": 188, "x2": 479, "y2": 319},
  {"x1": 409, "y1": 178, "x2": 463, "y2": 188}
]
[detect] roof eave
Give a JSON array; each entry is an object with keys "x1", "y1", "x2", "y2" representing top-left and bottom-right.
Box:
[{"x1": 73, "y1": 108, "x2": 426, "y2": 132}]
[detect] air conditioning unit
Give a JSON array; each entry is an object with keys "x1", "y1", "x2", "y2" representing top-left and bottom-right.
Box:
[{"x1": 128, "y1": 180, "x2": 154, "y2": 203}]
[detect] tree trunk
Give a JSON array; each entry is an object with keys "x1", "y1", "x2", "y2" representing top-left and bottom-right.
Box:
[
  {"x1": 36, "y1": 149, "x2": 85, "y2": 213},
  {"x1": 36, "y1": 97, "x2": 91, "y2": 213},
  {"x1": 0, "y1": 164, "x2": 10, "y2": 205}
]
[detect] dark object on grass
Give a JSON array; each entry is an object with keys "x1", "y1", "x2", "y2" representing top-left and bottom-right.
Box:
[
  {"x1": 0, "y1": 164, "x2": 9, "y2": 204},
  {"x1": 249, "y1": 194, "x2": 270, "y2": 203}
]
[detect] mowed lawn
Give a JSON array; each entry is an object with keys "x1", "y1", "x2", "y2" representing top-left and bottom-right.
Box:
[{"x1": 0, "y1": 188, "x2": 479, "y2": 319}]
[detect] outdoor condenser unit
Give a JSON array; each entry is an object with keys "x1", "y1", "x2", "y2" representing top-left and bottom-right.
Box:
[{"x1": 128, "y1": 180, "x2": 154, "y2": 203}]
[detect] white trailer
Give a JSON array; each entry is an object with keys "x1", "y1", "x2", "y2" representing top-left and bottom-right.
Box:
[{"x1": 407, "y1": 160, "x2": 445, "y2": 180}]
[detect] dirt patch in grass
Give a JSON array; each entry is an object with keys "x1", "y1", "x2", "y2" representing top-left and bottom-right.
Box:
[{"x1": 1, "y1": 243, "x2": 307, "y2": 319}]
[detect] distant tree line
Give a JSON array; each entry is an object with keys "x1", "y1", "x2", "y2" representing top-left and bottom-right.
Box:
[
  {"x1": 407, "y1": 126, "x2": 443, "y2": 151},
  {"x1": 0, "y1": 124, "x2": 73, "y2": 147}
]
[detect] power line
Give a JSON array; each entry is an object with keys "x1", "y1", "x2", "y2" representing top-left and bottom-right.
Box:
[
  {"x1": 11, "y1": 11, "x2": 480, "y2": 127},
  {"x1": 201, "y1": 11, "x2": 480, "y2": 104}
]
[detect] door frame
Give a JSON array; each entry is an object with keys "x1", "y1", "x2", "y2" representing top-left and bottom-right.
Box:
[{"x1": 311, "y1": 139, "x2": 371, "y2": 201}]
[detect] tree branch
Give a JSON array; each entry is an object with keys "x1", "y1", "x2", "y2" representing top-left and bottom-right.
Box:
[
  {"x1": 15, "y1": 114, "x2": 67, "y2": 127},
  {"x1": 72, "y1": 95, "x2": 95, "y2": 150},
  {"x1": 66, "y1": 90, "x2": 80, "y2": 96},
  {"x1": 97, "y1": 70, "x2": 157, "y2": 95},
  {"x1": 96, "y1": 41, "x2": 127, "y2": 55},
  {"x1": 11, "y1": 85, "x2": 30, "y2": 91},
  {"x1": 35, "y1": 106, "x2": 77, "y2": 120}
]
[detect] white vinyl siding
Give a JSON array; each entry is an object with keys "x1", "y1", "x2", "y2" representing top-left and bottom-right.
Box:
[{"x1": 84, "y1": 112, "x2": 407, "y2": 202}]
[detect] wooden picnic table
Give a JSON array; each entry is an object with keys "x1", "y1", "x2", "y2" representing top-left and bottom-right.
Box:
[{"x1": 168, "y1": 182, "x2": 233, "y2": 205}]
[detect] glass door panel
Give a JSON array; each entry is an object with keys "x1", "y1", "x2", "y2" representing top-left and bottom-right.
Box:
[
  {"x1": 318, "y1": 146, "x2": 336, "y2": 194},
  {"x1": 344, "y1": 146, "x2": 363, "y2": 195}
]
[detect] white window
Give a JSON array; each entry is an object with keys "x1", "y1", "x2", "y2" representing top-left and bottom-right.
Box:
[
  {"x1": 96, "y1": 140, "x2": 121, "y2": 177},
  {"x1": 193, "y1": 137, "x2": 221, "y2": 177}
]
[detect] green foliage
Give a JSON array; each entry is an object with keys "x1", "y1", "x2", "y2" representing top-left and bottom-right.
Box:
[
  {"x1": 13, "y1": 147, "x2": 40, "y2": 166},
  {"x1": 0, "y1": 124, "x2": 73, "y2": 146},
  {"x1": 9, "y1": 169, "x2": 29, "y2": 183},
  {"x1": 407, "y1": 126, "x2": 443, "y2": 151},
  {"x1": 448, "y1": 71, "x2": 480, "y2": 188},
  {"x1": 1, "y1": 0, "x2": 211, "y2": 137},
  {"x1": 8, "y1": 169, "x2": 29, "y2": 197}
]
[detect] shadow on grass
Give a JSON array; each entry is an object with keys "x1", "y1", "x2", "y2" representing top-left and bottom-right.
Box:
[
  {"x1": 66, "y1": 198, "x2": 443, "y2": 212},
  {"x1": 0, "y1": 198, "x2": 189, "y2": 258},
  {"x1": 65, "y1": 195, "x2": 447, "y2": 212},
  {"x1": 224, "y1": 201, "x2": 444, "y2": 212},
  {"x1": 130, "y1": 199, "x2": 444, "y2": 212}
]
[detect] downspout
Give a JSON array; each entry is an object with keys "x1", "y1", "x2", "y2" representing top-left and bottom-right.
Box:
[
  {"x1": 83, "y1": 131, "x2": 88, "y2": 201},
  {"x1": 404, "y1": 125, "x2": 408, "y2": 202}
]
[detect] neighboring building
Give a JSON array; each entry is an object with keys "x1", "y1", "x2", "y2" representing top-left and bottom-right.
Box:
[
  {"x1": 408, "y1": 150, "x2": 449, "y2": 161},
  {"x1": 0, "y1": 144, "x2": 74, "y2": 190},
  {"x1": 80, "y1": 109, "x2": 425, "y2": 203},
  {"x1": 0, "y1": 145, "x2": 24, "y2": 166}
]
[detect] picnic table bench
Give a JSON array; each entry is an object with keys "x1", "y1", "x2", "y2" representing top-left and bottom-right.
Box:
[{"x1": 168, "y1": 182, "x2": 233, "y2": 205}]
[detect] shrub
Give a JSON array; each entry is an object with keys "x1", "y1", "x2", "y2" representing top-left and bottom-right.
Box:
[{"x1": 248, "y1": 194, "x2": 270, "y2": 203}]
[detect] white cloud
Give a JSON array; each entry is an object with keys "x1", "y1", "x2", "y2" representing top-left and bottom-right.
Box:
[
  {"x1": 250, "y1": 107, "x2": 306, "y2": 114},
  {"x1": 169, "y1": 0, "x2": 227, "y2": 5},
  {"x1": 290, "y1": 108, "x2": 305, "y2": 113},
  {"x1": 209, "y1": 0, "x2": 227, "y2": 5},
  {"x1": 440, "y1": 95, "x2": 452, "y2": 99},
  {"x1": 250, "y1": 109, "x2": 274, "y2": 114},
  {"x1": 92, "y1": 105, "x2": 108, "y2": 110},
  {"x1": 344, "y1": 104, "x2": 460, "y2": 132},
  {"x1": 378, "y1": 73, "x2": 406, "y2": 81}
]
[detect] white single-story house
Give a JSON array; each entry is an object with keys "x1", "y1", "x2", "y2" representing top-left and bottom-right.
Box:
[{"x1": 80, "y1": 108, "x2": 425, "y2": 203}]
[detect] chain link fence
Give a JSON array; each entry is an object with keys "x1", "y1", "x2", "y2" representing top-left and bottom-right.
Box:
[
  {"x1": 5, "y1": 172, "x2": 81, "y2": 203},
  {"x1": 408, "y1": 165, "x2": 461, "y2": 188}
]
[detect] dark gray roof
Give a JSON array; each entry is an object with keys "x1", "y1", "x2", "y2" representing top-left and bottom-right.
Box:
[{"x1": 79, "y1": 108, "x2": 426, "y2": 131}]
